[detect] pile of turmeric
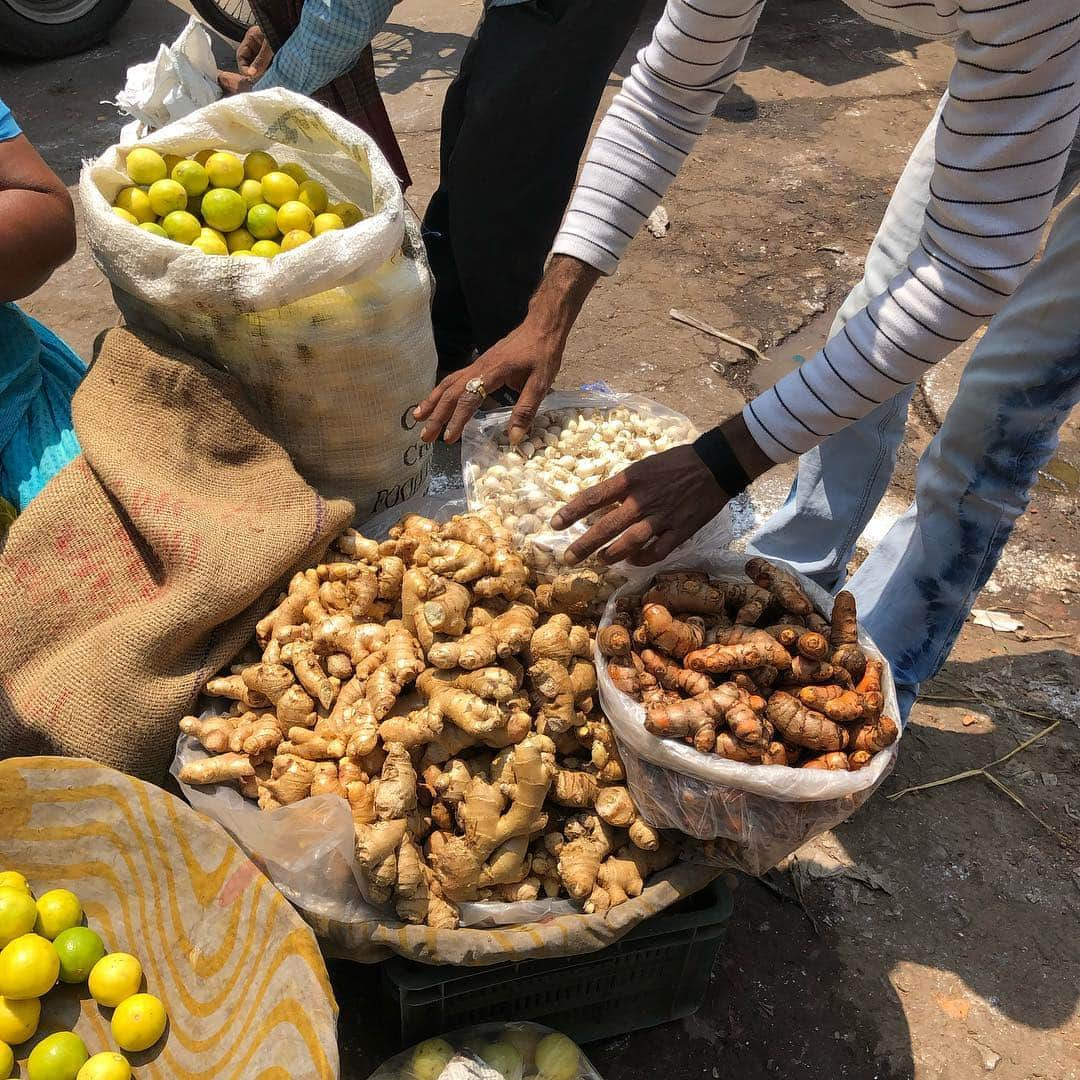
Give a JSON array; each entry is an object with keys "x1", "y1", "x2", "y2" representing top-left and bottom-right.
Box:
[
  {"x1": 178, "y1": 510, "x2": 677, "y2": 927},
  {"x1": 599, "y1": 564, "x2": 898, "y2": 771}
]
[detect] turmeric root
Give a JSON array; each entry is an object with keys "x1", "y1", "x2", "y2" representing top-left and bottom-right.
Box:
[
  {"x1": 802, "y1": 752, "x2": 851, "y2": 771},
  {"x1": 642, "y1": 572, "x2": 726, "y2": 615},
  {"x1": 597, "y1": 622, "x2": 632, "y2": 658},
  {"x1": 639, "y1": 648, "x2": 712, "y2": 698},
  {"x1": 849, "y1": 713, "x2": 899, "y2": 753},
  {"x1": 645, "y1": 683, "x2": 755, "y2": 740},
  {"x1": 795, "y1": 631, "x2": 829, "y2": 661},
  {"x1": 640, "y1": 604, "x2": 706, "y2": 659},
  {"x1": 798, "y1": 684, "x2": 866, "y2": 722},
  {"x1": 745, "y1": 556, "x2": 813, "y2": 616},
  {"x1": 766, "y1": 691, "x2": 849, "y2": 751},
  {"x1": 684, "y1": 627, "x2": 792, "y2": 674}
]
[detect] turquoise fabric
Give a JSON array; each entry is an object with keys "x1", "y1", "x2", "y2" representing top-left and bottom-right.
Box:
[{"x1": 0, "y1": 97, "x2": 19, "y2": 141}]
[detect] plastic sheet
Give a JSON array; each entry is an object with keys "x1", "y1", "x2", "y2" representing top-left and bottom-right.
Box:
[
  {"x1": 596, "y1": 552, "x2": 902, "y2": 875},
  {"x1": 366, "y1": 1024, "x2": 603, "y2": 1080}
]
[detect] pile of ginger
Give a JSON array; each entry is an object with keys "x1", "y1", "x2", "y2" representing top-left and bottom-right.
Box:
[
  {"x1": 178, "y1": 510, "x2": 679, "y2": 929},
  {"x1": 598, "y1": 559, "x2": 899, "y2": 771}
]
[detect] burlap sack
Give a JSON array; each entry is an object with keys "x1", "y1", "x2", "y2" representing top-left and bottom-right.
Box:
[{"x1": 0, "y1": 327, "x2": 352, "y2": 783}]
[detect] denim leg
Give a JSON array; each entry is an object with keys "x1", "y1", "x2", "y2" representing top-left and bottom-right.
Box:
[
  {"x1": 847, "y1": 191, "x2": 1080, "y2": 721},
  {"x1": 748, "y1": 96, "x2": 947, "y2": 591}
]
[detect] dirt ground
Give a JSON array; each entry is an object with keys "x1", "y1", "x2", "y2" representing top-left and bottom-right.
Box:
[{"x1": 1, "y1": 1, "x2": 1077, "y2": 1077}]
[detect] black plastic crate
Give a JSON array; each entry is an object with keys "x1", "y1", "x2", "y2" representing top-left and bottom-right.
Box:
[{"x1": 379, "y1": 879, "x2": 732, "y2": 1048}]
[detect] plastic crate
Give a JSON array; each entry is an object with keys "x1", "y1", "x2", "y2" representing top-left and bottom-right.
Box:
[{"x1": 379, "y1": 879, "x2": 733, "y2": 1048}]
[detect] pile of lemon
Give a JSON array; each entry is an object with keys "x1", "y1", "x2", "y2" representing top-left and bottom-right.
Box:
[
  {"x1": 110, "y1": 146, "x2": 364, "y2": 259},
  {"x1": 0, "y1": 871, "x2": 167, "y2": 1080}
]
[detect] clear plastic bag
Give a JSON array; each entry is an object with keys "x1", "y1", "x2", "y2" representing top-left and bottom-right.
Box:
[
  {"x1": 366, "y1": 1024, "x2": 603, "y2": 1080},
  {"x1": 596, "y1": 551, "x2": 903, "y2": 876}
]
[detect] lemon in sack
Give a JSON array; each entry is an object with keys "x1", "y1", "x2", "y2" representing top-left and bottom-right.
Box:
[
  {"x1": 27, "y1": 1031, "x2": 88, "y2": 1080},
  {"x1": 0, "y1": 887, "x2": 38, "y2": 947},
  {"x1": 278, "y1": 162, "x2": 307, "y2": 185},
  {"x1": 246, "y1": 203, "x2": 279, "y2": 240},
  {"x1": 193, "y1": 148, "x2": 216, "y2": 165},
  {"x1": 280, "y1": 229, "x2": 312, "y2": 252},
  {"x1": 238, "y1": 178, "x2": 263, "y2": 208},
  {"x1": 0, "y1": 934, "x2": 59, "y2": 998},
  {"x1": 147, "y1": 179, "x2": 186, "y2": 217},
  {"x1": 243, "y1": 150, "x2": 277, "y2": 181},
  {"x1": 34, "y1": 890, "x2": 81, "y2": 940},
  {"x1": 112, "y1": 208, "x2": 138, "y2": 226},
  {"x1": 329, "y1": 200, "x2": 362, "y2": 227},
  {"x1": 124, "y1": 147, "x2": 166, "y2": 186},
  {"x1": 138, "y1": 222, "x2": 168, "y2": 238},
  {"x1": 112, "y1": 187, "x2": 154, "y2": 224},
  {"x1": 161, "y1": 210, "x2": 201, "y2": 245},
  {"x1": 276, "y1": 200, "x2": 313, "y2": 234},
  {"x1": 204, "y1": 151, "x2": 244, "y2": 189},
  {"x1": 250, "y1": 240, "x2": 280, "y2": 259},
  {"x1": 162, "y1": 153, "x2": 183, "y2": 173},
  {"x1": 201, "y1": 188, "x2": 246, "y2": 233},
  {"x1": 171, "y1": 159, "x2": 209, "y2": 197},
  {"x1": 87, "y1": 953, "x2": 141, "y2": 1007},
  {"x1": 54, "y1": 927, "x2": 105, "y2": 984},
  {"x1": 312, "y1": 212, "x2": 344, "y2": 236},
  {"x1": 0, "y1": 995, "x2": 39, "y2": 1045},
  {"x1": 0, "y1": 874, "x2": 30, "y2": 895},
  {"x1": 226, "y1": 227, "x2": 255, "y2": 253},
  {"x1": 231, "y1": 250, "x2": 255, "y2": 257},
  {"x1": 76, "y1": 1053, "x2": 130, "y2": 1080},
  {"x1": 192, "y1": 232, "x2": 228, "y2": 256},
  {"x1": 260, "y1": 171, "x2": 299, "y2": 208},
  {"x1": 0, "y1": 1039, "x2": 11, "y2": 1080},
  {"x1": 111, "y1": 993, "x2": 166, "y2": 1053},
  {"x1": 297, "y1": 179, "x2": 328, "y2": 214}
]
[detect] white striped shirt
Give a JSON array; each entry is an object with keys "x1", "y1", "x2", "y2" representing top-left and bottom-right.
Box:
[{"x1": 551, "y1": 0, "x2": 1080, "y2": 463}]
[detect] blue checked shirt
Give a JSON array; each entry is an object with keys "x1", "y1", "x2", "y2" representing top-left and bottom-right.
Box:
[{"x1": 256, "y1": 0, "x2": 528, "y2": 95}]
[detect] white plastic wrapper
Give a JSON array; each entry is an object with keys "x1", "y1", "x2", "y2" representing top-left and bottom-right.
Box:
[
  {"x1": 114, "y1": 18, "x2": 222, "y2": 142},
  {"x1": 366, "y1": 1024, "x2": 603, "y2": 1080},
  {"x1": 597, "y1": 552, "x2": 903, "y2": 876}
]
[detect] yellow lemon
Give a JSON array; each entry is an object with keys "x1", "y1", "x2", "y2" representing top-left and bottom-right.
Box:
[
  {"x1": 124, "y1": 147, "x2": 167, "y2": 186},
  {"x1": 250, "y1": 240, "x2": 281, "y2": 259},
  {"x1": 170, "y1": 159, "x2": 209, "y2": 197},
  {"x1": 26, "y1": 1031, "x2": 88, "y2": 1080},
  {"x1": 297, "y1": 179, "x2": 328, "y2": 215},
  {"x1": 113, "y1": 186, "x2": 155, "y2": 224},
  {"x1": 0, "y1": 1039, "x2": 11, "y2": 1080},
  {"x1": 231, "y1": 250, "x2": 255, "y2": 257},
  {"x1": 260, "y1": 171, "x2": 299, "y2": 208},
  {"x1": 200, "y1": 187, "x2": 247, "y2": 232},
  {"x1": 205, "y1": 151, "x2": 244, "y2": 188},
  {"x1": 111, "y1": 994, "x2": 167, "y2": 1053},
  {"x1": 192, "y1": 233, "x2": 228, "y2": 255},
  {"x1": 243, "y1": 150, "x2": 277, "y2": 181},
  {"x1": 328, "y1": 201, "x2": 362, "y2": 227},
  {"x1": 275, "y1": 200, "x2": 313, "y2": 234},
  {"x1": 226, "y1": 227, "x2": 255, "y2": 253},
  {"x1": 280, "y1": 229, "x2": 312, "y2": 252},
  {"x1": 139, "y1": 222, "x2": 168, "y2": 238},
  {"x1": 193, "y1": 148, "x2": 216, "y2": 165},
  {"x1": 76, "y1": 1053, "x2": 131, "y2": 1080},
  {"x1": 245, "y1": 203, "x2": 280, "y2": 240},
  {"x1": 147, "y1": 178, "x2": 187, "y2": 217},
  {"x1": 312, "y1": 212, "x2": 344, "y2": 236},
  {"x1": 0, "y1": 888, "x2": 38, "y2": 948},
  {"x1": 112, "y1": 208, "x2": 138, "y2": 225},
  {"x1": 0, "y1": 995, "x2": 39, "y2": 1045},
  {"x1": 278, "y1": 162, "x2": 308, "y2": 185},
  {"x1": 161, "y1": 210, "x2": 201, "y2": 244},
  {"x1": 87, "y1": 953, "x2": 142, "y2": 1008},
  {"x1": 0, "y1": 934, "x2": 59, "y2": 998},
  {"x1": 0, "y1": 875, "x2": 29, "y2": 896},
  {"x1": 34, "y1": 891, "x2": 82, "y2": 941},
  {"x1": 238, "y1": 178, "x2": 264, "y2": 208}
]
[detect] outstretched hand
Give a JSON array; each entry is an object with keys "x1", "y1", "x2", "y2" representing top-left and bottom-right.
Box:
[
  {"x1": 219, "y1": 26, "x2": 272, "y2": 95},
  {"x1": 552, "y1": 444, "x2": 732, "y2": 567}
]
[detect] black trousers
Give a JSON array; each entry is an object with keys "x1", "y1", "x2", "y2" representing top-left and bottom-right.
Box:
[{"x1": 422, "y1": 0, "x2": 649, "y2": 368}]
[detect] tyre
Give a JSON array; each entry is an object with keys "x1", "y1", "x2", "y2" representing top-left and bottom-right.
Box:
[
  {"x1": 189, "y1": 0, "x2": 254, "y2": 43},
  {"x1": 0, "y1": 0, "x2": 133, "y2": 59}
]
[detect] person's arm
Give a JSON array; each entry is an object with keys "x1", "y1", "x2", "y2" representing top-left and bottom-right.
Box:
[
  {"x1": 0, "y1": 121, "x2": 76, "y2": 303},
  {"x1": 414, "y1": 0, "x2": 766, "y2": 442},
  {"x1": 254, "y1": 0, "x2": 395, "y2": 96}
]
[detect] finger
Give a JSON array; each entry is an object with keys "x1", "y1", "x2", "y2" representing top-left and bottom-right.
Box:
[
  {"x1": 626, "y1": 529, "x2": 680, "y2": 567},
  {"x1": 414, "y1": 375, "x2": 456, "y2": 421},
  {"x1": 443, "y1": 389, "x2": 485, "y2": 444},
  {"x1": 551, "y1": 470, "x2": 632, "y2": 531},
  {"x1": 419, "y1": 377, "x2": 469, "y2": 442},
  {"x1": 563, "y1": 500, "x2": 642, "y2": 566},
  {"x1": 597, "y1": 517, "x2": 663, "y2": 565},
  {"x1": 507, "y1": 372, "x2": 551, "y2": 446}
]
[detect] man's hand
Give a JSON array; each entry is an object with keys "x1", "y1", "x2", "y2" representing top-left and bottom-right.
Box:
[
  {"x1": 218, "y1": 70, "x2": 255, "y2": 95},
  {"x1": 219, "y1": 25, "x2": 272, "y2": 95},
  {"x1": 414, "y1": 254, "x2": 601, "y2": 444},
  {"x1": 552, "y1": 445, "x2": 733, "y2": 567}
]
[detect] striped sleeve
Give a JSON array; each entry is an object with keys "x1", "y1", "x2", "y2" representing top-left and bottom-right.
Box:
[
  {"x1": 551, "y1": 0, "x2": 766, "y2": 273},
  {"x1": 745, "y1": 2, "x2": 1080, "y2": 461}
]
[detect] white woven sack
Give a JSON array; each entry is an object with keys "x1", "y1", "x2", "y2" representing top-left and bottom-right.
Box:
[{"x1": 80, "y1": 89, "x2": 437, "y2": 520}]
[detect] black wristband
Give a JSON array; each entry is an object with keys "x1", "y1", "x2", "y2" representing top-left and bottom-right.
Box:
[{"x1": 693, "y1": 425, "x2": 751, "y2": 497}]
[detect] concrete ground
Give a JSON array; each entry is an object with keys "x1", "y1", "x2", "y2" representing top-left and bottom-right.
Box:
[{"x1": 2, "y1": 2, "x2": 1077, "y2": 1078}]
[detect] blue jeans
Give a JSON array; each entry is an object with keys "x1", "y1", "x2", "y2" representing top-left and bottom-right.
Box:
[{"x1": 749, "y1": 98, "x2": 1080, "y2": 721}]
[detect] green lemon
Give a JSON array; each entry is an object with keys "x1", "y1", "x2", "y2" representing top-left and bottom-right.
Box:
[
  {"x1": 328, "y1": 200, "x2": 362, "y2": 227},
  {"x1": 260, "y1": 171, "x2": 299, "y2": 208},
  {"x1": 113, "y1": 186, "x2": 155, "y2": 224},
  {"x1": 278, "y1": 162, "x2": 308, "y2": 185},
  {"x1": 147, "y1": 178, "x2": 187, "y2": 217},
  {"x1": 312, "y1": 212, "x2": 344, "y2": 236},
  {"x1": 34, "y1": 890, "x2": 82, "y2": 940},
  {"x1": 243, "y1": 150, "x2": 277, "y2": 181},
  {"x1": 204, "y1": 151, "x2": 244, "y2": 189},
  {"x1": 124, "y1": 147, "x2": 167, "y2": 186},
  {"x1": 26, "y1": 1031, "x2": 88, "y2": 1080},
  {"x1": 170, "y1": 159, "x2": 209, "y2": 197},
  {"x1": 0, "y1": 887, "x2": 38, "y2": 948},
  {"x1": 53, "y1": 927, "x2": 105, "y2": 984},
  {"x1": 245, "y1": 202, "x2": 280, "y2": 241},
  {"x1": 161, "y1": 210, "x2": 202, "y2": 245},
  {"x1": 250, "y1": 240, "x2": 280, "y2": 259},
  {"x1": 200, "y1": 187, "x2": 247, "y2": 232}
]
